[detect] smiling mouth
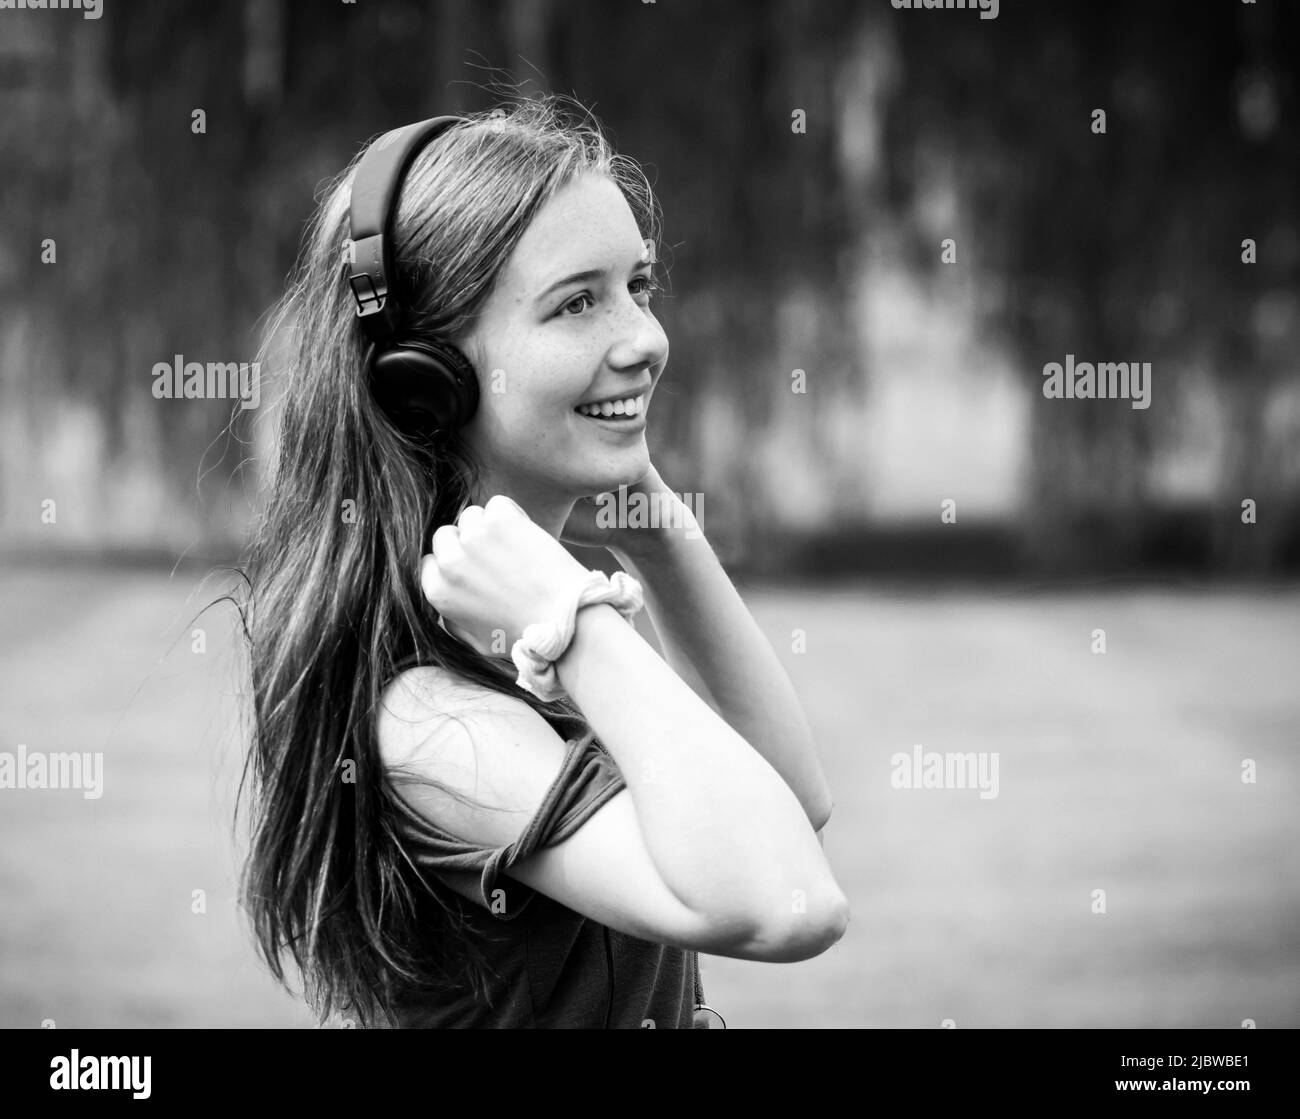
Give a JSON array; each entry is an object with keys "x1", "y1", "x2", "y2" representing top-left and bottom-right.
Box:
[{"x1": 574, "y1": 393, "x2": 645, "y2": 422}]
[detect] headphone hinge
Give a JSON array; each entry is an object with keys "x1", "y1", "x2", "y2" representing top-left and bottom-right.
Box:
[{"x1": 348, "y1": 272, "x2": 386, "y2": 316}]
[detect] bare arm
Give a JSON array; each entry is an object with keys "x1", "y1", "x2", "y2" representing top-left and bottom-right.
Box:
[
  {"x1": 381, "y1": 643, "x2": 847, "y2": 960},
  {"x1": 611, "y1": 508, "x2": 834, "y2": 831},
  {"x1": 551, "y1": 603, "x2": 843, "y2": 952},
  {"x1": 399, "y1": 496, "x2": 849, "y2": 960}
]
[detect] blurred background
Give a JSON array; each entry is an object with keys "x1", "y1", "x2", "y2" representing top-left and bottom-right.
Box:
[{"x1": 1, "y1": 0, "x2": 1297, "y2": 1028}]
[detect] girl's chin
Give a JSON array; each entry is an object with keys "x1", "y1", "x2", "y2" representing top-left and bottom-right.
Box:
[
  {"x1": 572, "y1": 475, "x2": 641, "y2": 499},
  {"x1": 587, "y1": 449, "x2": 650, "y2": 491}
]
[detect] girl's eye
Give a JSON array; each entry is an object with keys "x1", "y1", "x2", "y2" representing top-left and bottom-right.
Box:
[
  {"x1": 558, "y1": 277, "x2": 661, "y2": 317},
  {"x1": 630, "y1": 275, "x2": 661, "y2": 301},
  {"x1": 561, "y1": 292, "x2": 595, "y2": 316}
]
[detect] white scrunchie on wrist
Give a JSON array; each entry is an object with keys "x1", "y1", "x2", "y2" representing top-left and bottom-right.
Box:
[{"x1": 510, "y1": 569, "x2": 644, "y2": 701}]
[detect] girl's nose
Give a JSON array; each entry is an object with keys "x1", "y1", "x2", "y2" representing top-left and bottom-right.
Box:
[{"x1": 610, "y1": 297, "x2": 668, "y2": 372}]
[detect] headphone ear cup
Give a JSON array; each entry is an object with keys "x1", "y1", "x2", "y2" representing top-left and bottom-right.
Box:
[{"x1": 370, "y1": 340, "x2": 479, "y2": 439}]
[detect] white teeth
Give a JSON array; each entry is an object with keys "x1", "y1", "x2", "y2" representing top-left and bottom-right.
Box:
[{"x1": 576, "y1": 395, "x2": 642, "y2": 418}]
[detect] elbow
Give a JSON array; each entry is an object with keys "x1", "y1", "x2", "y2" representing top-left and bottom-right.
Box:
[
  {"x1": 738, "y1": 887, "x2": 851, "y2": 963},
  {"x1": 789, "y1": 889, "x2": 851, "y2": 961}
]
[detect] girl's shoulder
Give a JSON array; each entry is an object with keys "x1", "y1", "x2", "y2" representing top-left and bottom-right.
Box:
[
  {"x1": 375, "y1": 664, "x2": 614, "y2": 872},
  {"x1": 377, "y1": 664, "x2": 593, "y2": 770},
  {"x1": 376, "y1": 664, "x2": 477, "y2": 773}
]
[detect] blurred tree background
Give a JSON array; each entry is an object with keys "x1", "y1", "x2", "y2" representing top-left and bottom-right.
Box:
[{"x1": 2, "y1": 0, "x2": 1297, "y2": 576}]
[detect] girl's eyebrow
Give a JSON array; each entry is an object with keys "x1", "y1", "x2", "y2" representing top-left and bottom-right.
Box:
[{"x1": 534, "y1": 257, "x2": 654, "y2": 305}]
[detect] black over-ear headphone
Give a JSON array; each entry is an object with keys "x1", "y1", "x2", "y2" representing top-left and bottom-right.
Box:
[{"x1": 346, "y1": 116, "x2": 480, "y2": 441}]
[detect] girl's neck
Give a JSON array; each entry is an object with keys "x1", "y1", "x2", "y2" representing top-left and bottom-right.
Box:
[{"x1": 467, "y1": 475, "x2": 575, "y2": 540}]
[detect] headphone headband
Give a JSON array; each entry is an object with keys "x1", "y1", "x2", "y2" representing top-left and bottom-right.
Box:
[{"x1": 346, "y1": 115, "x2": 465, "y2": 345}]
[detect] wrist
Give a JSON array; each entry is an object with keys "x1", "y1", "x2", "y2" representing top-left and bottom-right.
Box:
[
  {"x1": 609, "y1": 498, "x2": 696, "y2": 558},
  {"x1": 528, "y1": 564, "x2": 601, "y2": 640},
  {"x1": 610, "y1": 529, "x2": 669, "y2": 568},
  {"x1": 555, "y1": 601, "x2": 625, "y2": 679},
  {"x1": 605, "y1": 482, "x2": 700, "y2": 562},
  {"x1": 512, "y1": 572, "x2": 643, "y2": 701}
]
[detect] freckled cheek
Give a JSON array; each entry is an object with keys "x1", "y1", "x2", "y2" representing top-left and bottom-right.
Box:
[
  {"x1": 488, "y1": 382, "x2": 574, "y2": 451},
  {"x1": 544, "y1": 344, "x2": 602, "y2": 407},
  {"x1": 486, "y1": 337, "x2": 600, "y2": 429}
]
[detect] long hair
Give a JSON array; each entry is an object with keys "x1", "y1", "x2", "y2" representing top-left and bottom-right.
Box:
[{"x1": 234, "y1": 93, "x2": 662, "y2": 1027}]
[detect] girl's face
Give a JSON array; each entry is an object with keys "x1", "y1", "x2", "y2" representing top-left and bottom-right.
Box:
[{"x1": 458, "y1": 172, "x2": 669, "y2": 522}]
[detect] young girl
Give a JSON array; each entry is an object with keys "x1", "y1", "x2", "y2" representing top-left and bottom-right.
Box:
[{"x1": 238, "y1": 95, "x2": 848, "y2": 1029}]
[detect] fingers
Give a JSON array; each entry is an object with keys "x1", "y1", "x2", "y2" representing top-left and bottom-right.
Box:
[
  {"x1": 422, "y1": 522, "x2": 453, "y2": 611},
  {"x1": 422, "y1": 494, "x2": 531, "y2": 609},
  {"x1": 455, "y1": 504, "x2": 485, "y2": 534},
  {"x1": 485, "y1": 494, "x2": 528, "y2": 519},
  {"x1": 439, "y1": 497, "x2": 523, "y2": 549},
  {"x1": 430, "y1": 523, "x2": 464, "y2": 566}
]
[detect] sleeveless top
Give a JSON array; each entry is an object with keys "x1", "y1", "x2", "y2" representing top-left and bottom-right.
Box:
[{"x1": 381, "y1": 710, "x2": 708, "y2": 1028}]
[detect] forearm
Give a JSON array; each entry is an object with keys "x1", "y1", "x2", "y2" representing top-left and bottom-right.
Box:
[
  {"x1": 612, "y1": 530, "x2": 834, "y2": 829},
  {"x1": 556, "y1": 603, "x2": 842, "y2": 930}
]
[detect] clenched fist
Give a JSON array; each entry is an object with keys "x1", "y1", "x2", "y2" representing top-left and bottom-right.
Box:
[{"x1": 420, "y1": 495, "x2": 593, "y2": 657}]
